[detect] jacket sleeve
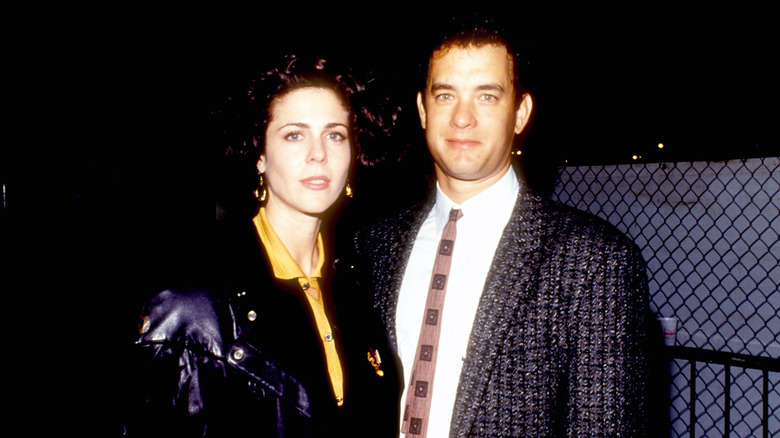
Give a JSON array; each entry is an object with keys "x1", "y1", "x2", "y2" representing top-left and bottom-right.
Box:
[
  {"x1": 126, "y1": 288, "x2": 230, "y2": 437},
  {"x1": 125, "y1": 288, "x2": 327, "y2": 437},
  {"x1": 564, "y1": 236, "x2": 652, "y2": 437}
]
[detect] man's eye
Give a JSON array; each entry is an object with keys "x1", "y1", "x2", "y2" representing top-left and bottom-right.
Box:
[
  {"x1": 480, "y1": 94, "x2": 498, "y2": 102},
  {"x1": 436, "y1": 94, "x2": 454, "y2": 102}
]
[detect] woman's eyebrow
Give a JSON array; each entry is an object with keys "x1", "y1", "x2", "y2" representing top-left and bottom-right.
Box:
[
  {"x1": 277, "y1": 122, "x2": 309, "y2": 132},
  {"x1": 277, "y1": 122, "x2": 348, "y2": 131}
]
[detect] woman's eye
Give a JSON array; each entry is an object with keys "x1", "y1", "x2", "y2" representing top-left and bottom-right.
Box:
[
  {"x1": 326, "y1": 132, "x2": 347, "y2": 142},
  {"x1": 285, "y1": 131, "x2": 303, "y2": 141}
]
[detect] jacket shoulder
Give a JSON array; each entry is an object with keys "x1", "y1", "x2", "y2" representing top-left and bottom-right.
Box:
[
  {"x1": 138, "y1": 288, "x2": 230, "y2": 358},
  {"x1": 539, "y1": 198, "x2": 641, "y2": 254},
  {"x1": 352, "y1": 200, "x2": 430, "y2": 255}
]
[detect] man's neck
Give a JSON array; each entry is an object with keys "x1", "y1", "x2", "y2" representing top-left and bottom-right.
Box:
[{"x1": 435, "y1": 164, "x2": 513, "y2": 204}]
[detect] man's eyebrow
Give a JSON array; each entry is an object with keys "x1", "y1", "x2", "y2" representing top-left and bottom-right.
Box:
[
  {"x1": 476, "y1": 83, "x2": 505, "y2": 93},
  {"x1": 429, "y1": 83, "x2": 506, "y2": 93},
  {"x1": 430, "y1": 83, "x2": 455, "y2": 92}
]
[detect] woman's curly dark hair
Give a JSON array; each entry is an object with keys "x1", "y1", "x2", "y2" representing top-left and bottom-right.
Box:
[
  {"x1": 212, "y1": 53, "x2": 406, "y2": 221},
  {"x1": 213, "y1": 53, "x2": 400, "y2": 168}
]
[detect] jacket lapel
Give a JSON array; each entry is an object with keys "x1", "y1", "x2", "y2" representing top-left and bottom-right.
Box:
[
  {"x1": 449, "y1": 189, "x2": 548, "y2": 436},
  {"x1": 373, "y1": 198, "x2": 435, "y2": 349}
]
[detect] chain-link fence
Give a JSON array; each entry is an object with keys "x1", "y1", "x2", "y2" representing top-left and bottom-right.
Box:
[{"x1": 551, "y1": 156, "x2": 779, "y2": 437}]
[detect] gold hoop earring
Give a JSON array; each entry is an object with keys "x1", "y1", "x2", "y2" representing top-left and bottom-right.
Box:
[
  {"x1": 345, "y1": 181, "x2": 353, "y2": 198},
  {"x1": 256, "y1": 175, "x2": 268, "y2": 202}
]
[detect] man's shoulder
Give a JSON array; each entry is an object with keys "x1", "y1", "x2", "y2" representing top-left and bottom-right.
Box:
[
  {"x1": 354, "y1": 199, "x2": 431, "y2": 243},
  {"x1": 533, "y1": 197, "x2": 640, "y2": 254}
]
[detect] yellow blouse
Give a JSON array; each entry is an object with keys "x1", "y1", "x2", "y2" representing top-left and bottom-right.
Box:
[{"x1": 253, "y1": 207, "x2": 345, "y2": 406}]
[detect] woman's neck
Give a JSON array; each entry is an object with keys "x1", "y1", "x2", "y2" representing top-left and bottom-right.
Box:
[{"x1": 263, "y1": 203, "x2": 322, "y2": 277}]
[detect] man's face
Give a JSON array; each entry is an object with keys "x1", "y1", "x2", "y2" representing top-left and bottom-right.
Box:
[{"x1": 417, "y1": 44, "x2": 532, "y2": 196}]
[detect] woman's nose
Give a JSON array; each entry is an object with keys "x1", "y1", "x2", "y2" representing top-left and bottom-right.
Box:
[{"x1": 307, "y1": 137, "x2": 327, "y2": 162}]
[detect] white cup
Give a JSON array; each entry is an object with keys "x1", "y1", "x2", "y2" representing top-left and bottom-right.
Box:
[{"x1": 659, "y1": 317, "x2": 678, "y2": 346}]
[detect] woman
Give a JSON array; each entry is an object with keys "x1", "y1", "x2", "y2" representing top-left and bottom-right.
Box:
[{"x1": 128, "y1": 55, "x2": 401, "y2": 437}]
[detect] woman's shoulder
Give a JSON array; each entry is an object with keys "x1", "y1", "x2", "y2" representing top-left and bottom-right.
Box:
[{"x1": 138, "y1": 288, "x2": 232, "y2": 358}]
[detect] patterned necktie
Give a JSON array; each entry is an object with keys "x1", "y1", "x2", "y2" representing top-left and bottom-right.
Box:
[{"x1": 402, "y1": 208, "x2": 463, "y2": 436}]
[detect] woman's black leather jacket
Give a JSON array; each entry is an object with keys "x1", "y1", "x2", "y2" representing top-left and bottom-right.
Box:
[{"x1": 124, "y1": 221, "x2": 401, "y2": 437}]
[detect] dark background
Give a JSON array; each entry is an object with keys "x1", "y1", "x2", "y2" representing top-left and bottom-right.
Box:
[
  {"x1": 6, "y1": 5, "x2": 776, "y2": 218},
  {"x1": 12, "y1": 5, "x2": 773, "y2": 274},
  {"x1": 2, "y1": 4, "x2": 776, "y2": 433}
]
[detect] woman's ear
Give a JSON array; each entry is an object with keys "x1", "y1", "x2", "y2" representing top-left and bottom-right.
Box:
[{"x1": 257, "y1": 155, "x2": 266, "y2": 174}]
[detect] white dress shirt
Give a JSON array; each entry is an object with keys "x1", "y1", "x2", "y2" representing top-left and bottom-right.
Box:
[{"x1": 396, "y1": 167, "x2": 519, "y2": 437}]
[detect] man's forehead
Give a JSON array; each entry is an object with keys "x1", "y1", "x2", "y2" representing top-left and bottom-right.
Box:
[{"x1": 427, "y1": 44, "x2": 514, "y2": 87}]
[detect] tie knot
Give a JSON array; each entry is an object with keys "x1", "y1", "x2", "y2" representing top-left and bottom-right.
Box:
[{"x1": 448, "y1": 208, "x2": 463, "y2": 222}]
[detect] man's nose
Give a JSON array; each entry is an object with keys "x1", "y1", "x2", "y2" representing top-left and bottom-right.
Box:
[{"x1": 451, "y1": 101, "x2": 477, "y2": 129}]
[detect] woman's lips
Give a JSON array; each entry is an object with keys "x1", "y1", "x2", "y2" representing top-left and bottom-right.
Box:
[{"x1": 300, "y1": 176, "x2": 331, "y2": 190}]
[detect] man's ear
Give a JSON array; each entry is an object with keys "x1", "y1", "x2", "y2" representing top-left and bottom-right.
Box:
[
  {"x1": 417, "y1": 91, "x2": 427, "y2": 130},
  {"x1": 256, "y1": 155, "x2": 266, "y2": 174},
  {"x1": 514, "y1": 93, "x2": 534, "y2": 135}
]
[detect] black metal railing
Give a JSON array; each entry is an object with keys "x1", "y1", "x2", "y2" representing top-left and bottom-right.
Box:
[{"x1": 668, "y1": 346, "x2": 779, "y2": 438}]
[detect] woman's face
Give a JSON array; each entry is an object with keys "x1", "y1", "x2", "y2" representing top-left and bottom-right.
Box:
[{"x1": 258, "y1": 87, "x2": 352, "y2": 218}]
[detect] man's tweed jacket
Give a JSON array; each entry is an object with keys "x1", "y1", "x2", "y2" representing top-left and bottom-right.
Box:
[{"x1": 352, "y1": 180, "x2": 653, "y2": 437}]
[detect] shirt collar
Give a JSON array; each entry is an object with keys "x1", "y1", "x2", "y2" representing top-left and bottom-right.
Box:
[
  {"x1": 434, "y1": 166, "x2": 520, "y2": 229},
  {"x1": 253, "y1": 207, "x2": 324, "y2": 280}
]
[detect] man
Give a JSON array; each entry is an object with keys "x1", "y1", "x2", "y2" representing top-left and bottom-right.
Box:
[{"x1": 353, "y1": 23, "x2": 652, "y2": 437}]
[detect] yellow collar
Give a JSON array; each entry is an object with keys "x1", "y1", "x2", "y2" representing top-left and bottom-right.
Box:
[{"x1": 253, "y1": 207, "x2": 324, "y2": 280}]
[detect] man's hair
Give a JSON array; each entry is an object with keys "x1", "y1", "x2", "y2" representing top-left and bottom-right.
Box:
[{"x1": 419, "y1": 14, "x2": 528, "y2": 106}]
